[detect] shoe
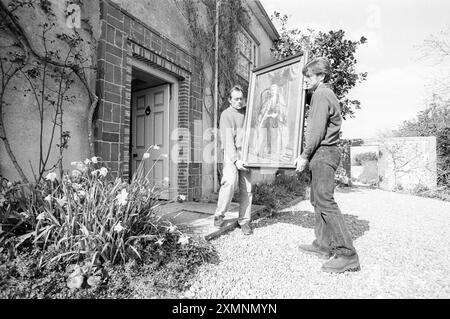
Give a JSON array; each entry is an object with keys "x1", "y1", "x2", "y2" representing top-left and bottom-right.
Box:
[
  {"x1": 297, "y1": 244, "x2": 331, "y2": 260},
  {"x1": 213, "y1": 215, "x2": 224, "y2": 228},
  {"x1": 321, "y1": 254, "x2": 360, "y2": 273},
  {"x1": 240, "y1": 223, "x2": 253, "y2": 235}
]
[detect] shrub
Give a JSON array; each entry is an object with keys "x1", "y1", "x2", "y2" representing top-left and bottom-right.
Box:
[{"x1": 253, "y1": 170, "x2": 309, "y2": 213}]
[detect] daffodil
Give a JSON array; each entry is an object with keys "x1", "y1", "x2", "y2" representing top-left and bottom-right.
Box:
[
  {"x1": 99, "y1": 167, "x2": 108, "y2": 177},
  {"x1": 167, "y1": 225, "x2": 177, "y2": 233},
  {"x1": 84, "y1": 158, "x2": 91, "y2": 165},
  {"x1": 36, "y1": 212, "x2": 46, "y2": 220},
  {"x1": 116, "y1": 189, "x2": 128, "y2": 206},
  {"x1": 177, "y1": 235, "x2": 190, "y2": 245},
  {"x1": 91, "y1": 156, "x2": 99, "y2": 164},
  {"x1": 143, "y1": 152, "x2": 150, "y2": 159},
  {"x1": 76, "y1": 162, "x2": 87, "y2": 172},
  {"x1": 114, "y1": 221, "x2": 125, "y2": 233},
  {"x1": 151, "y1": 144, "x2": 160, "y2": 150},
  {"x1": 155, "y1": 238, "x2": 165, "y2": 246},
  {"x1": 71, "y1": 170, "x2": 82, "y2": 178},
  {"x1": 44, "y1": 195, "x2": 52, "y2": 202},
  {"x1": 72, "y1": 183, "x2": 81, "y2": 190},
  {"x1": 178, "y1": 194, "x2": 186, "y2": 201},
  {"x1": 45, "y1": 172, "x2": 57, "y2": 182}
]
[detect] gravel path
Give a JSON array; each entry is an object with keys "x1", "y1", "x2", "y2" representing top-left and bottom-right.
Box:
[{"x1": 182, "y1": 188, "x2": 450, "y2": 298}]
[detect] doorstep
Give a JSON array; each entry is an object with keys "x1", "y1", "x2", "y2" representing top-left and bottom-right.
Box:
[{"x1": 154, "y1": 201, "x2": 266, "y2": 240}]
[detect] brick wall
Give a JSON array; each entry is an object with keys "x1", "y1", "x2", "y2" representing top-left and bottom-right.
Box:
[{"x1": 95, "y1": 0, "x2": 203, "y2": 200}]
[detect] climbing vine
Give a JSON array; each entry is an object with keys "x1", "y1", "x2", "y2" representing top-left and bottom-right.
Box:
[
  {"x1": 0, "y1": 0, "x2": 98, "y2": 182},
  {"x1": 176, "y1": 0, "x2": 251, "y2": 125}
]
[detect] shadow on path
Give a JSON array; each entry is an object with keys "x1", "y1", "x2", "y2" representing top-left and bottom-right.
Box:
[{"x1": 254, "y1": 210, "x2": 370, "y2": 241}]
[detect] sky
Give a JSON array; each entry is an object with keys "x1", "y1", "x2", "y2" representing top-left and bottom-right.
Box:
[{"x1": 259, "y1": 0, "x2": 450, "y2": 139}]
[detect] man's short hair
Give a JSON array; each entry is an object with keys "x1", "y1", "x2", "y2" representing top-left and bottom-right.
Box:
[
  {"x1": 302, "y1": 57, "x2": 331, "y2": 82},
  {"x1": 228, "y1": 85, "x2": 244, "y2": 99}
]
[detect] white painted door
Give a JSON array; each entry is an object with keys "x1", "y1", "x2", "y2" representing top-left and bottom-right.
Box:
[{"x1": 131, "y1": 84, "x2": 170, "y2": 198}]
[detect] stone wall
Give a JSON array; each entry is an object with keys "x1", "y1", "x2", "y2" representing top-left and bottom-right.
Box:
[{"x1": 378, "y1": 137, "x2": 437, "y2": 191}]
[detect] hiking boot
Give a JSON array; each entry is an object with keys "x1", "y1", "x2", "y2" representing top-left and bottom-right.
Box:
[
  {"x1": 213, "y1": 215, "x2": 224, "y2": 228},
  {"x1": 298, "y1": 244, "x2": 331, "y2": 260},
  {"x1": 321, "y1": 254, "x2": 360, "y2": 273},
  {"x1": 240, "y1": 223, "x2": 253, "y2": 235}
]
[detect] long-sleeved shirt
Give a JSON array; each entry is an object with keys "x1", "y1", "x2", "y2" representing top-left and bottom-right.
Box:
[
  {"x1": 300, "y1": 83, "x2": 342, "y2": 160},
  {"x1": 219, "y1": 106, "x2": 246, "y2": 164}
]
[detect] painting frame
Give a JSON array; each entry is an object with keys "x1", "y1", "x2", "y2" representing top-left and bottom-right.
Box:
[{"x1": 241, "y1": 53, "x2": 307, "y2": 169}]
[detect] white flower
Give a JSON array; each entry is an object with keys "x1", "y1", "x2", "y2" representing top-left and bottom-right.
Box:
[
  {"x1": 114, "y1": 221, "x2": 125, "y2": 233},
  {"x1": 6, "y1": 182, "x2": 13, "y2": 188},
  {"x1": 142, "y1": 152, "x2": 150, "y2": 160},
  {"x1": 163, "y1": 177, "x2": 170, "y2": 183},
  {"x1": 44, "y1": 195, "x2": 52, "y2": 202},
  {"x1": 150, "y1": 144, "x2": 160, "y2": 150},
  {"x1": 76, "y1": 162, "x2": 87, "y2": 172},
  {"x1": 160, "y1": 154, "x2": 168, "y2": 158},
  {"x1": 84, "y1": 158, "x2": 91, "y2": 165},
  {"x1": 91, "y1": 156, "x2": 99, "y2": 164},
  {"x1": 116, "y1": 189, "x2": 128, "y2": 206},
  {"x1": 71, "y1": 170, "x2": 82, "y2": 178},
  {"x1": 177, "y1": 235, "x2": 190, "y2": 245},
  {"x1": 91, "y1": 170, "x2": 99, "y2": 176},
  {"x1": 45, "y1": 172, "x2": 57, "y2": 182},
  {"x1": 99, "y1": 167, "x2": 108, "y2": 177},
  {"x1": 36, "y1": 212, "x2": 46, "y2": 220},
  {"x1": 167, "y1": 225, "x2": 177, "y2": 233},
  {"x1": 178, "y1": 194, "x2": 186, "y2": 201},
  {"x1": 155, "y1": 238, "x2": 165, "y2": 246}
]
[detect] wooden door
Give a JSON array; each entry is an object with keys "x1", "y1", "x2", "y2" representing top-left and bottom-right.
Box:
[{"x1": 131, "y1": 84, "x2": 170, "y2": 198}]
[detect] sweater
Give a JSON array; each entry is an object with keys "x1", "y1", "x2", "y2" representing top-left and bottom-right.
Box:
[
  {"x1": 219, "y1": 106, "x2": 246, "y2": 164},
  {"x1": 300, "y1": 83, "x2": 342, "y2": 160}
]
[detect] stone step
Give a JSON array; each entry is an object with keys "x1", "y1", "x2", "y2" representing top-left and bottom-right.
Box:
[{"x1": 154, "y1": 201, "x2": 266, "y2": 240}]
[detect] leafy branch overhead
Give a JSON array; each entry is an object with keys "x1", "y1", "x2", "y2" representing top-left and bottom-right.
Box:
[{"x1": 271, "y1": 12, "x2": 368, "y2": 120}]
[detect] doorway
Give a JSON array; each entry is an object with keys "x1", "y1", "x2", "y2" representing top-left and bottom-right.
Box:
[{"x1": 130, "y1": 61, "x2": 178, "y2": 199}]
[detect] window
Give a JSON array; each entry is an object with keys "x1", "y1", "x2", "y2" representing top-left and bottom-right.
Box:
[{"x1": 237, "y1": 29, "x2": 258, "y2": 81}]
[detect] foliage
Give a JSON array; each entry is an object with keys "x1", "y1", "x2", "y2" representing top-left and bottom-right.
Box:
[
  {"x1": 0, "y1": 148, "x2": 218, "y2": 298},
  {"x1": 394, "y1": 98, "x2": 450, "y2": 186},
  {"x1": 0, "y1": 238, "x2": 218, "y2": 298},
  {"x1": 270, "y1": 12, "x2": 368, "y2": 119},
  {"x1": 0, "y1": 148, "x2": 207, "y2": 267},
  {"x1": 353, "y1": 152, "x2": 378, "y2": 166},
  {"x1": 252, "y1": 170, "x2": 309, "y2": 214},
  {"x1": 178, "y1": 0, "x2": 251, "y2": 124}
]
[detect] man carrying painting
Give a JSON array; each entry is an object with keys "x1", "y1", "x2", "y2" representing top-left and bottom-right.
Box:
[
  {"x1": 295, "y1": 57, "x2": 360, "y2": 273},
  {"x1": 213, "y1": 85, "x2": 253, "y2": 236}
]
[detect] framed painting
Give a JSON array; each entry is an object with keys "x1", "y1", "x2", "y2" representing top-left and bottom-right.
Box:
[{"x1": 241, "y1": 53, "x2": 307, "y2": 168}]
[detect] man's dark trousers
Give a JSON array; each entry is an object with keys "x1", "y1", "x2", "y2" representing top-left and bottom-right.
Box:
[{"x1": 309, "y1": 145, "x2": 357, "y2": 258}]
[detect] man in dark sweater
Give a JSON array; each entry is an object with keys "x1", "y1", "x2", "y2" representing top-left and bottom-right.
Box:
[
  {"x1": 295, "y1": 57, "x2": 360, "y2": 273},
  {"x1": 214, "y1": 85, "x2": 253, "y2": 235}
]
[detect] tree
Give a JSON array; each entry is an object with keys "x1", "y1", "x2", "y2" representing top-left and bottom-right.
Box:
[
  {"x1": 270, "y1": 12, "x2": 368, "y2": 120},
  {"x1": 394, "y1": 98, "x2": 450, "y2": 186}
]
